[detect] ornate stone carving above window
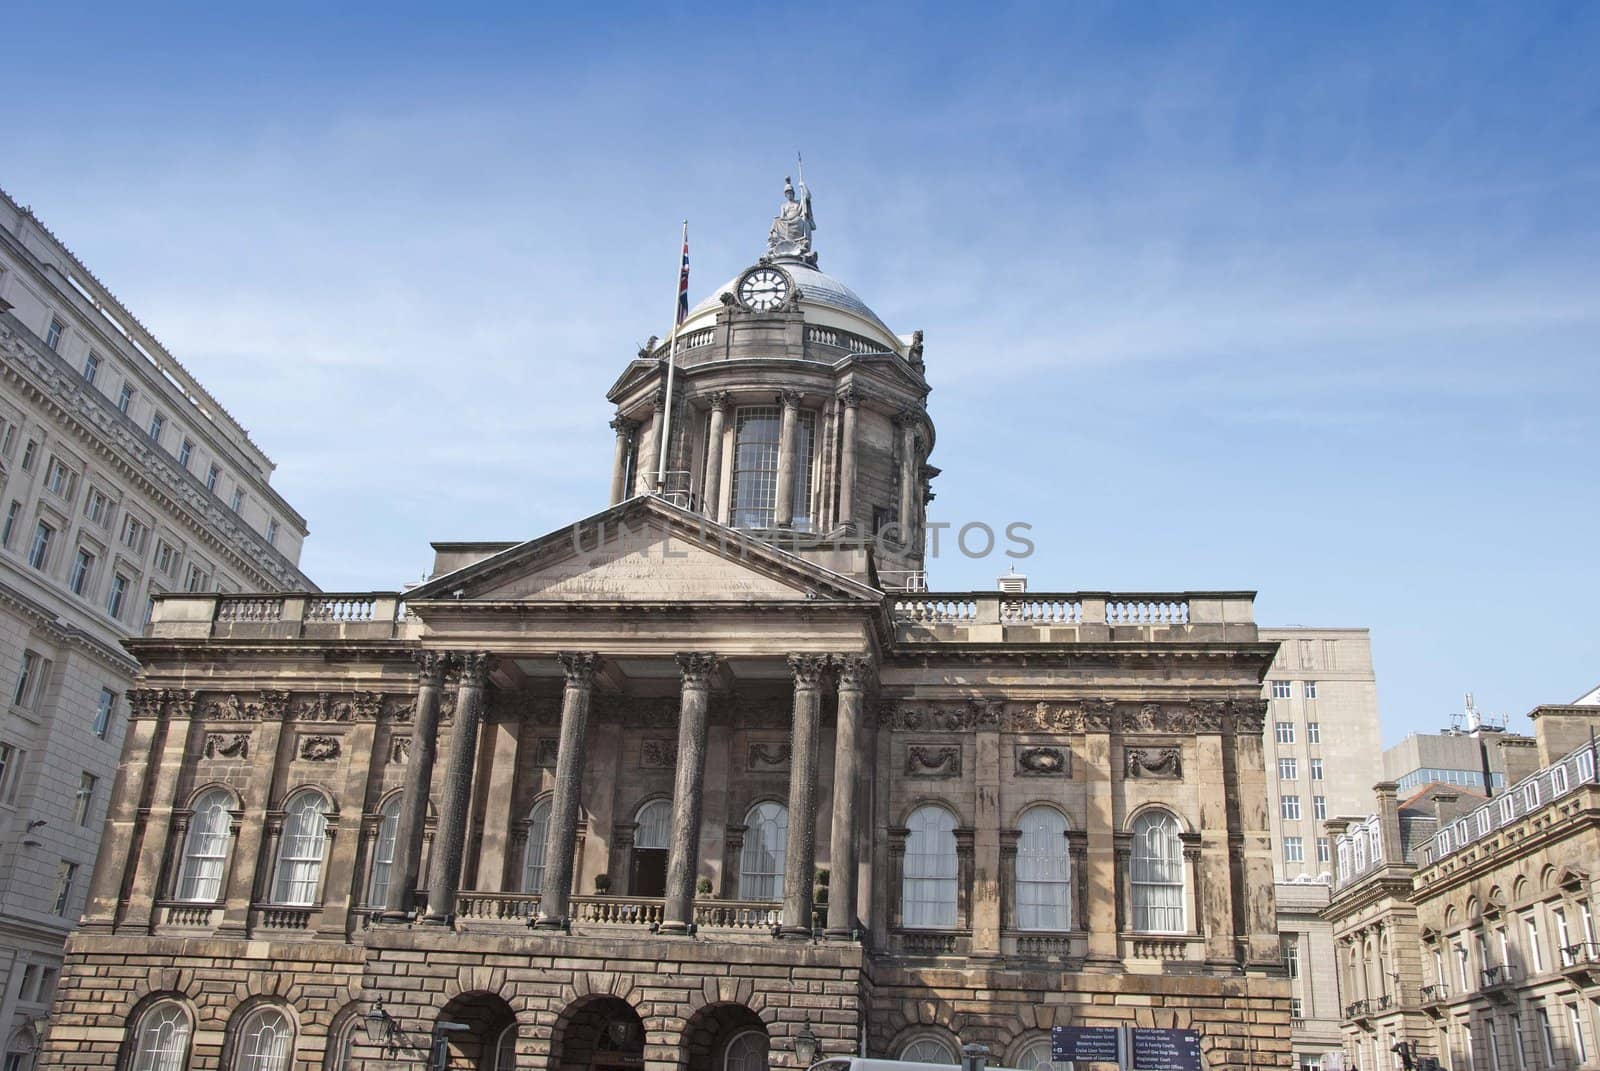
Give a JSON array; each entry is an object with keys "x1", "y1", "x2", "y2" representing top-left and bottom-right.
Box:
[
  {"x1": 641, "y1": 739, "x2": 678, "y2": 768},
  {"x1": 298, "y1": 734, "x2": 342, "y2": 761},
  {"x1": 1125, "y1": 746, "x2": 1183, "y2": 779},
  {"x1": 536, "y1": 738, "x2": 559, "y2": 767},
  {"x1": 905, "y1": 744, "x2": 961, "y2": 778},
  {"x1": 747, "y1": 742, "x2": 791, "y2": 770},
  {"x1": 203, "y1": 732, "x2": 250, "y2": 759},
  {"x1": 389, "y1": 736, "x2": 411, "y2": 765},
  {"x1": 1016, "y1": 745, "x2": 1068, "y2": 776}
]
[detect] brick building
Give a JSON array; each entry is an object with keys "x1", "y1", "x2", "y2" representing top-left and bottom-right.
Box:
[{"x1": 39, "y1": 181, "x2": 1290, "y2": 1071}]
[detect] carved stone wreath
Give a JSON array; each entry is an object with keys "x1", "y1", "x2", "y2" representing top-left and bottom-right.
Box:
[
  {"x1": 298, "y1": 735, "x2": 342, "y2": 761},
  {"x1": 1016, "y1": 746, "x2": 1068, "y2": 776},
  {"x1": 203, "y1": 732, "x2": 250, "y2": 760},
  {"x1": 905, "y1": 745, "x2": 961, "y2": 778},
  {"x1": 1125, "y1": 746, "x2": 1183, "y2": 779},
  {"x1": 747, "y1": 742, "x2": 791, "y2": 770}
]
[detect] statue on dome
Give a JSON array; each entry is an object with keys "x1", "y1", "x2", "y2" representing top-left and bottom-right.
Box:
[{"x1": 767, "y1": 170, "x2": 815, "y2": 259}]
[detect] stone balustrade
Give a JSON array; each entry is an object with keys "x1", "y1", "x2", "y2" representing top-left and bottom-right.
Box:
[
  {"x1": 1122, "y1": 934, "x2": 1207, "y2": 963},
  {"x1": 456, "y1": 891, "x2": 783, "y2": 933},
  {"x1": 892, "y1": 591, "x2": 1256, "y2": 644},
  {"x1": 147, "y1": 592, "x2": 415, "y2": 641}
]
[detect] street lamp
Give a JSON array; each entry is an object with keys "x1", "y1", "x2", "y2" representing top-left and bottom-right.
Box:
[
  {"x1": 793, "y1": 1020, "x2": 820, "y2": 1067},
  {"x1": 363, "y1": 999, "x2": 401, "y2": 1050}
]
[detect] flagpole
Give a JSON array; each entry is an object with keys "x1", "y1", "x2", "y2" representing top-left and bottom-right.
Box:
[{"x1": 656, "y1": 219, "x2": 688, "y2": 495}]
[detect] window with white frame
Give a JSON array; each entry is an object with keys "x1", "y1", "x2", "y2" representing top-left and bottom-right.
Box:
[
  {"x1": 723, "y1": 1029, "x2": 768, "y2": 1071},
  {"x1": 1304, "y1": 681, "x2": 1318, "y2": 699},
  {"x1": 82, "y1": 351, "x2": 101, "y2": 385},
  {"x1": 1476, "y1": 809, "x2": 1491, "y2": 835},
  {"x1": 271, "y1": 792, "x2": 329, "y2": 905},
  {"x1": 230, "y1": 488, "x2": 244, "y2": 513},
  {"x1": 52, "y1": 860, "x2": 78, "y2": 915},
  {"x1": 70, "y1": 547, "x2": 95, "y2": 595},
  {"x1": 1314, "y1": 796, "x2": 1327, "y2": 820},
  {"x1": 902, "y1": 804, "x2": 959, "y2": 929},
  {"x1": 1130, "y1": 810, "x2": 1185, "y2": 933},
  {"x1": 1276, "y1": 722, "x2": 1295, "y2": 744},
  {"x1": 1014, "y1": 805, "x2": 1070, "y2": 931},
  {"x1": 176, "y1": 789, "x2": 234, "y2": 901},
  {"x1": 1307, "y1": 721, "x2": 1321, "y2": 743},
  {"x1": 1317, "y1": 837, "x2": 1331, "y2": 863},
  {"x1": 1311, "y1": 758, "x2": 1325, "y2": 781},
  {"x1": 1279, "y1": 758, "x2": 1298, "y2": 780},
  {"x1": 1455, "y1": 943, "x2": 1470, "y2": 989},
  {"x1": 1567, "y1": 1004, "x2": 1587, "y2": 1064},
  {"x1": 1537, "y1": 1009, "x2": 1555, "y2": 1066},
  {"x1": 520, "y1": 797, "x2": 553, "y2": 895},
  {"x1": 74, "y1": 771, "x2": 97, "y2": 826},
  {"x1": 1012, "y1": 1037, "x2": 1063, "y2": 1071},
  {"x1": 128, "y1": 999, "x2": 192, "y2": 1071},
  {"x1": 45, "y1": 457, "x2": 78, "y2": 500},
  {"x1": 185, "y1": 562, "x2": 210, "y2": 593},
  {"x1": 1271, "y1": 680, "x2": 1292, "y2": 700},
  {"x1": 1552, "y1": 764, "x2": 1568, "y2": 795},
  {"x1": 178, "y1": 438, "x2": 193, "y2": 468},
  {"x1": 1524, "y1": 781, "x2": 1541, "y2": 810},
  {"x1": 231, "y1": 1005, "x2": 294, "y2": 1071},
  {"x1": 1281, "y1": 795, "x2": 1301, "y2": 820},
  {"x1": 367, "y1": 795, "x2": 402, "y2": 908},
  {"x1": 27, "y1": 521, "x2": 53, "y2": 570},
  {"x1": 898, "y1": 1035, "x2": 958, "y2": 1065},
  {"x1": 1510, "y1": 1014, "x2": 1527, "y2": 1071},
  {"x1": 1524, "y1": 915, "x2": 1543, "y2": 973},
  {"x1": 13, "y1": 650, "x2": 46, "y2": 709},
  {"x1": 84, "y1": 486, "x2": 111, "y2": 526},
  {"x1": 45, "y1": 318, "x2": 64, "y2": 350},
  {"x1": 121, "y1": 514, "x2": 147, "y2": 552},
  {"x1": 1578, "y1": 748, "x2": 1596, "y2": 783},
  {"x1": 1284, "y1": 836, "x2": 1304, "y2": 863},
  {"x1": 93, "y1": 688, "x2": 116, "y2": 738},
  {"x1": 147, "y1": 413, "x2": 165, "y2": 444},
  {"x1": 206, "y1": 464, "x2": 220, "y2": 493},
  {"x1": 739, "y1": 800, "x2": 787, "y2": 902},
  {"x1": 107, "y1": 573, "x2": 130, "y2": 620},
  {"x1": 1499, "y1": 797, "x2": 1516, "y2": 823},
  {"x1": 0, "y1": 743, "x2": 23, "y2": 804},
  {"x1": 117, "y1": 384, "x2": 134, "y2": 414},
  {"x1": 1555, "y1": 908, "x2": 1573, "y2": 965}
]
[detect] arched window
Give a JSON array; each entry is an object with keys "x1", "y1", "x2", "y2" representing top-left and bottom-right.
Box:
[
  {"x1": 323, "y1": 1013, "x2": 358, "y2": 1071},
  {"x1": 1014, "y1": 1036, "x2": 1073, "y2": 1071},
  {"x1": 631, "y1": 799, "x2": 672, "y2": 897},
  {"x1": 521, "y1": 798, "x2": 552, "y2": 894},
  {"x1": 272, "y1": 791, "x2": 330, "y2": 906},
  {"x1": 490, "y1": 1023, "x2": 517, "y2": 1071},
  {"x1": 176, "y1": 788, "x2": 233, "y2": 902},
  {"x1": 899, "y1": 1034, "x2": 959, "y2": 1064},
  {"x1": 231, "y1": 1006, "x2": 293, "y2": 1071},
  {"x1": 129, "y1": 1000, "x2": 192, "y2": 1071},
  {"x1": 366, "y1": 795, "x2": 402, "y2": 908},
  {"x1": 1130, "y1": 810, "x2": 1185, "y2": 934},
  {"x1": 902, "y1": 805, "x2": 959, "y2": 930},
  {"x1": 1015, "y1": 806, "x2": 1070, "y2": 931},
  {"x1": 724, "y1": 1029, "x2": 769, "y2": 1071},
  {"x1": 739, "y1": 801, "x2": 787, "y2": 901}
]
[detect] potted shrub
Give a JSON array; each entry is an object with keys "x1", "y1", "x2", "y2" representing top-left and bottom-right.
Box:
[
  {"x1": 697, "y1": 876, "x2": 713, "y2": 896},
  {"x1": 593, "y1": 873, "x2": 611, "y2": 894}
]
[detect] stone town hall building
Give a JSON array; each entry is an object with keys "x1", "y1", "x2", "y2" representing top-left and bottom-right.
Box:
[{"x1": 39, "y1": 184, "x2": 1290, "y2": 1071}]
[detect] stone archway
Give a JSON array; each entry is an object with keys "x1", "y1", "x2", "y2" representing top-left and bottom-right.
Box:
[
  {"x1": 682, "y1": 1003, "x2": 769, "y2": 1071},
  {"x1": 551, "y1": 995, "x2": 646, "y2": 1071},
  {"x1": 437, "y1": 991, "x2": 518, "y2": 1071}
]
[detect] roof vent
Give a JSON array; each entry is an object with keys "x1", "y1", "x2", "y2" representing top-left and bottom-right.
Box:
[{"x1": 997, "y1": 569, "x2": 1027, "y2": 595}]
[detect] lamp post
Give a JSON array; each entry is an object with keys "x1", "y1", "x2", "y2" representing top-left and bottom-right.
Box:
[{"x1": 793, "y1": 1020, "x2": 820, "y2": 1068}]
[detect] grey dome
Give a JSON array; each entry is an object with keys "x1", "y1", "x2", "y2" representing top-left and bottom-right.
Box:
[{"x1": 684, "y1": 260, "x2": 897, "y2": 343}]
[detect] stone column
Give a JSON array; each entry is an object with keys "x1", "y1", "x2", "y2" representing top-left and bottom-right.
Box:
[
  {"x1": 662, "y1": 653, "x2": 719, "y2": 933},
  {"x1": 122, "y1": 690, "x2": 198, "y2": 929},
  {"x1": 423, "y1": 652, "x2": 491, "y2": 924},
  {"x1": 780, "y1": 654, "x2": 829, "y2": 936},
  {"x1": 608, "y1": 416, "x2": 637, "y2": 505},
  {"x1": 536, "y1": 652, "x2": 602, "y2": 929},
  {"x1": 1083, "y1": 714, "x2": 1119, "y2": 965},
  {"x1": 81, "y1": 691, "x2": 164, "y2": 931},
  {"x1": 896, "y1": 408, "x2": 921, "y2": 544},
  {"x1": 773, "y1": 391, "x2": 801, "y2": 528},
  {"x1": 701, "y1": 392, "x2": 729, "y2": 521},
  {"x1": 384, "y1": 652, "x2": 446, "y2": 920},
  {"x1": 219, "y1": 690, "x2": 288, "y2": 935},
  {"x1": 836, "y1": 389, "x2": 861, "y2": 532},
  {"x1": 635, "y1": 389, "x2": 665, "y2": 495},
  {"x1": 826, "y1": 655, "x2": 872, "y2": 938}
]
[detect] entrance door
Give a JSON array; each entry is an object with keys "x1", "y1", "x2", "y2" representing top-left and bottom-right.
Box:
[{"x1": 631, "y1": 799, "x2": 672, "y2": 897}]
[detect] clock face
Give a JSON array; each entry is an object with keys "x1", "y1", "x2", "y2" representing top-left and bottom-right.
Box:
[{"x1": 738, "y1": 268, "x2": 790, "y2": 311}]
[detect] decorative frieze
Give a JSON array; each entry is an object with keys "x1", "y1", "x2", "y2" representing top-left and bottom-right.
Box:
[
  {"x1": 298, "y1": 735, "x2": 342, "y2": 761},
  {"x1": 203, "y1": 732, "x2": 250, "y2": 760},
  {"x1": 641, "y1": 739, "x2": 678, "y2": 769},
  {"x1": 1125, "y1": 747, "x2": 1183, "y2": 779},
  {"x1": 878, "y1": 698, "x2": 1250, "y2": 735},
  {"x1": 1015, "y1": 746, "x2": 1068, "y2": 776},
  {"x1": 905, "y1": 745, "x2": 961, "y2": 778}
]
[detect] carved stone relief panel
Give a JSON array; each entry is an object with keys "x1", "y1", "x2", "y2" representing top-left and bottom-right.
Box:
[
  {"x1": 1015, "y1": 745, "x2": 1069, "y2": 776},
  {"x1": 641, "y1": 739, "x2": 678, "y2": 769},
  {"x1": 1125, "y1": 746, "x2": 1183, "y2": 779},
  {"x1": 747, "y1": 741, "x2": 791, "y2": 770},
  {"x1": 905, "y1": 744, "x2": 962, "y2": 778}
]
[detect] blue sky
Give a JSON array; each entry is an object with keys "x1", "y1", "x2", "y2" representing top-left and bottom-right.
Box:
[{"x1": 3, "y1": 2, "x2": 1596, "y2": 743}]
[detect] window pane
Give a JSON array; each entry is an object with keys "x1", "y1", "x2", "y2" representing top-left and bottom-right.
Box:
[
  {"x1": 902, "y1": 806, "x2": 958, "y2": 929},
  {"x1": 133, "y1": 1002, "x2": 191, "y2": 1071},
  {"x1": 521, "y1": 798, "x2": 552, "y2": 894},
  {"x1": 739, "y1": 801, "x2": 787, "y2": 901},
  {"x1": 1130, "y1": 812, "x2": 1184, "y2": 933},
  {"x1": 1015, "y1": 806, "x2": 1070, "y2": 931},
  {"x1": 730, "y1": 408, "x2": 781, "y2": 528},
  {"x1": 272, "y1": 794, "x2": 328, "y2": 905}
]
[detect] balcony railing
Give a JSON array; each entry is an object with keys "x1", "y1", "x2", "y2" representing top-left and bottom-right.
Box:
[
  {"x1": 454, "y1": 892, "x2": 781, "y2": 933},
  {"x1": 1560, "y1": 942, "x2": 1600, "y2": 982},
  {"x1": 1481, "y1": 964, "x2": 1517, "y2": 988},
  {"x1": 891, "y1": 591, "x2": 1255, "y2": 643},
  {"x1": 1420, "y1": 984, "x2": 1449, "y2": 1003},
  {"x1": 1345, "y1": 1000, "x2": 1371, "y2": 1020}
]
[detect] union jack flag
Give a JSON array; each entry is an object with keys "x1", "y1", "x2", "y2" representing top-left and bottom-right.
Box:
[{"x1": 676, "y1": 230, "x2": 690, "y2": 326}]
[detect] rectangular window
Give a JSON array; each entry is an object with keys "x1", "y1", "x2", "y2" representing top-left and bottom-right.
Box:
[
  {"x1": 266, "y1": 518, "x2": 279, "y2": 546},
  {"x1": 20, "y1": 440, "x2": 36, "y2": 471},
  {"x1": 84, "y1": 486, "x2": 111, "y2": 525},
  {"x1": 1290, "y1": 996, "x2": 1303, "y2": 1019},
  {"x1": 0, "y1": 743, "x2": 25, "y2": 803},
  {"x1": 147, "y1": 412, "x2": 165, "y2": 443},
  {"x1": 1276, "y1": 721, "x2": 1295, "y2": 744},
  {"x1": 106, "y1": 573, "x2": 129, "y2": 620},
  {"x1": 1307, "y1": 721, "x2": 1321, "y2": 743},
  {"x1": 1280, "y1": 795, "x2": 1301, "y2": 820},
  {"x1": 1279, "y1": 758, "x2": 1298, "y2": 780},
  {"x1": 45, "y1": 317, "x2": 64, "y2": 350},
  {"x1": 177, "y1": 437, "x2": 193, "y2": 467},
  {"x1": 1314, "y1": 796, "x2": 1327, "y2": 820},
  {"x1": 1524, "y1": 781, "x2": 1541, "y2": 810},
  {"x1": 1487, "y1": 1020, "x2": 1502, "y2": 1071},
  {"x1": 82, "y1": 351, "x2": 100, "y2": 384},
  {"x1": 1579, "y1": 748, "x2": 1596, "y2": 783},
  {"x1": 1569, "y1": 1005, "x2": 1587, "y2": 1063},
  {"x1": 206, "y1": 463, "x2": 220, "y2": 493},
  {"x1": 1271, "y1": 680, "x2": 1292, "y2": 700},
  {"x1": 45, "y1": 457, "x2": 78, "y2": 500},
  {"x1": 1, "y1": 500, "x2": 19, "y2": 547},
  {"x1": 1525, "y1": 916, "x2": 1543, "y2": 973},
  {"x1": 0, "y1": 421, "x2": 11, "y2": 457},
  {"x1": 28, "y1": 520, "x2": 53, "y2": 570},
  {"x1": 1556, "y1": 909, "x2": 1573, "y2": 965},
  {"x1": 117, "y1": 384, "x2": 133, "y2": 414},
  {"x1": 184, "y1": 563, "x2": 209, "y2": 593},
  {"x1": 93, "y1": 688, "x2": 116, "y2": 738},
  {"x1": 1304, "y1": 680, "x2": 1319, "y2": 699},
  {"x1": 73, "y1": 771, "x2": 97, "y2": 825},
  {"x1": 1499, "y1": 796, "x2": 1516, "y2": 823},
  {"x1": 1477, "y1": 808, "x2": 1491, "y2": 835},
  {"x1": 1552, "y1": 764, "x2": 1569, "y2": 795},
  {"x1": 51, "y1": 861, "x2": 77, "y2": 916},
  {"x1": 230, "y1": 487, "x2": 244, "y2": 513},
  {"x1": 69, "y1": 547, "x2": 95, "y2": 595},
  {"x1": 13, "y1": 651, "x2": 40, "y2": 707},
  {"x1": 729, "y1": 406, "x2": 782, "y2": 528},
  {"x1": 1538, "y1": 1009, "x2": 1555, "y2": 1066},
  {"x1": 1311, "y1": 758, "x2": 1325, "y2": 781},
  {"x1": 1284, "y1": 836, "x2": 1304, "y2": 862},
  {"x1": 1317, "y1": 837, "x2": 1331, "y2": 863},
  {"x1": 121, "y1": 514, "x2": 146, "y2": 552},
  {"x1": 1511, "y1": 1014, "x2": 1527, "y2": 1071},
  {"x1": 1456, "y1": 944, "x2": 1470, "y2": 989},
  {"x1": 154, "y1": 539, "x2": 177, "y2": 577},
  {"x1": 1284, "y1": 935, "x2": 1300, "y2": 978}
]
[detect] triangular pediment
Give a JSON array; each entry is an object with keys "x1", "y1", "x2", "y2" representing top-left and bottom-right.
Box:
[{"x1": 408, "y1": 496, "x2": 882, "y2": 606}]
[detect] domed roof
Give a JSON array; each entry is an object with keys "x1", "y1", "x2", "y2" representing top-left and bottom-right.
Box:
[{"x1": 679, "y1": 259, "x2": 901, "y2": 351}]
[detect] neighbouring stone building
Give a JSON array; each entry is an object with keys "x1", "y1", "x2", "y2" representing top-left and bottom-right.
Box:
[
  {"x1": 1259, "y1": 628, "x2": 1385, "y2": 1071},
  {"x1": 0, "y1": 186, "x2": 313, "y2": 1071},
  {"x1": 1325, "y1": 687, "x2": 1600, "y2": 1071},
  {"x1": 40, "y1": 182, "x2": 1290, "y2": 1071}
]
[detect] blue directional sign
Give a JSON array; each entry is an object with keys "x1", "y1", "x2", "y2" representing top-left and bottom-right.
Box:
[
  {"x1": 1130, "y1": 1028, "x2": 1203, "y2": 1071},
  {"x1": 1051, "y1": 1026, "x2": 1121, "y2": 1064}
]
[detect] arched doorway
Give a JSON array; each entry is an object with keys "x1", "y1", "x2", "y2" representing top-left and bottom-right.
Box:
[
  {"x1": 551, "y1": 996, "x2": 646, "y2": 1071},
  {"x1": 436, "y1": 991, "x2": 518, "y2": 1071},
  {"x1": 682, "y1": 1004, "x2": 768, "y2": 1071}
]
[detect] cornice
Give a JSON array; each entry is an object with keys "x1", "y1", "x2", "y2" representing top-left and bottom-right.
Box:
[
  {"x1": 0, "y1": 575, "x2": 141, "y2": 675},
  {"x1": 1409, "y1": 795, "x2": 1600, "y2": 902},
  {"x1": 881, "y1": 641, "x2": 1278, "y2": 670},
  {"x1": 0, "y1": 320, "x2": 313, "y2": 589}
]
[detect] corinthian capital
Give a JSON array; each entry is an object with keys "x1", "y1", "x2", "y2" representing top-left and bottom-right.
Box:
[
  {"x1": 459, "y1": 651, "x2": 492, "y2": 687},
  {"x1": 778, "y1": 389, "x2": 803, "y2": 410},
  {"x1": 416, "y1": 650, "x2": 448, "y2": 685},
  {"x1": 787, "y1": 653, "x2": 832, "y2": 688},
  {"x1": 838, "y1": 386, "x2": 862, "y2": 409},
  {"x1": 676, "y1": 652, "x2": 721, "y2": 686},
  {"x1": 835, "y1": 654, "x2": 876, "y2": 692},
  {"x1": 707, "y1": 390, "x2": 730, "y2": 412},
  {"x1": 557, "y1": 651, "x2": 603, "y2": 686},
  {"x1": 609, "y1": 414, "x2": 639, "y2": 436}
]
